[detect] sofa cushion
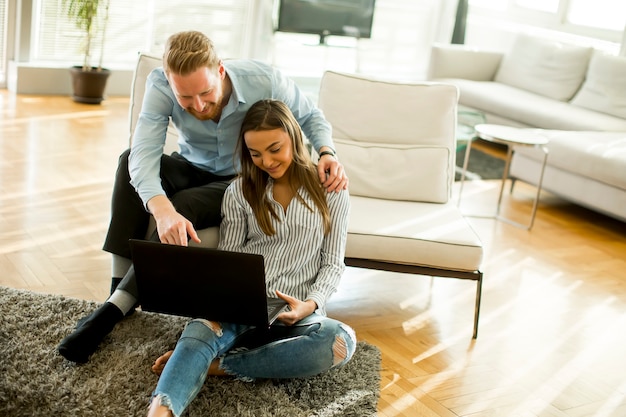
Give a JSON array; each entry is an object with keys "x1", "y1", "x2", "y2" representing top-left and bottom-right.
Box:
[
  {"x1": 428, "y1": 44, "x2": 503, "y2": 81},
  {"x1": 494, "y1": 34, "x2": 592, "y2": 101},
  {"x1": 570, "y1": 51, "x2": 626, "y2": 119},
  {"x1": 346, "y1": 197, "x2": 483, "y2": 272},
  {"x1": 334, "y1": 139, "x2": 450, "y2": 203},
  {"x1": 442, "y1": 78, "x2": 626, "y2": 131},
  {"x1": 512, "y1": 130, "x2": 626, "y2": 190}
]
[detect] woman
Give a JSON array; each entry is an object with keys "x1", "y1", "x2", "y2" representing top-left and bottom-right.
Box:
[{"x1": 147, "y1": 99, "x2": 355, "y2": 417}]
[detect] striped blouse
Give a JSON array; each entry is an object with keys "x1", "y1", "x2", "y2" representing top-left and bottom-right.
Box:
[{"x1": 218, "y1": 177, "x2": 350, "y2": 315}]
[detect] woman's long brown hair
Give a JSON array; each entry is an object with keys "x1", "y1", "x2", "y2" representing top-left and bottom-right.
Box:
[{"x1": 237, "y1": 99, "x2": 330, "y2": 236}]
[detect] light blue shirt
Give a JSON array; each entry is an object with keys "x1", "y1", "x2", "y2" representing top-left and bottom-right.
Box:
[
  {"x1": 218, "y1": 178, "x2": 350, "y2": 315},
  {"x1": 129, "y1": 60, "x2": 334, "y2": 207}
]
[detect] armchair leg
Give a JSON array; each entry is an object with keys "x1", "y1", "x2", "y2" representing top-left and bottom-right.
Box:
[{"x1": 473, "y1": 271, "x2": 483, "y2": 339}]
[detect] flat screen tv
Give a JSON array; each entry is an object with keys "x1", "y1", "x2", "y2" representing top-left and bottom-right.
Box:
[{"x1": 277, "y1": 0, "x2": 376, "y2": 44}]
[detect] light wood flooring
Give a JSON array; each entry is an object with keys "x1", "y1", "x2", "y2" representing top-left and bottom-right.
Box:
[{"x1": 1, "y1": 90, "x2": 625, "y2": 417}]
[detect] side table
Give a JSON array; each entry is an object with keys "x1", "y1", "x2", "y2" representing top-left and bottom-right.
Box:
[
  {"x1": 457, "y1": 106, "x2": 487, "y2": 144},
  {"x1": 458, "y1": 124, "x2": 549, "y2": 230}
]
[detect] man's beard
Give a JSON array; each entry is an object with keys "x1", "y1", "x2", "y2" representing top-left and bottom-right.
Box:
[{"x1": 187, "y1": 101, "x2": 223, "y2": 121}]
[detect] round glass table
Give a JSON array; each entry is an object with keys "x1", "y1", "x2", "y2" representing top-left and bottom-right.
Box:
[{"x1": 458, "y1": 124, "x2": 550, "y2": 230}]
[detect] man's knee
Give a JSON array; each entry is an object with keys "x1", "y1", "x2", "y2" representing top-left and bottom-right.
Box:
[
  {"x1": 119, "y1": 148, "x2": 131, "y2": 164},
  {"x1": 170, "y1": 188, "x2": 223, "y2": 227},
  {"x1": 114, "y1": 149, "x2": 132, "y2": 182},
  {"x1": 116, "y1": 149, "x2": 131, "y2": 176}
]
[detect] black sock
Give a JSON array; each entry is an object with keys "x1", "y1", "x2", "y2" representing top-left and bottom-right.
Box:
[{"x1": 58, "y1": 302, "x2": 124, "y2": 363}]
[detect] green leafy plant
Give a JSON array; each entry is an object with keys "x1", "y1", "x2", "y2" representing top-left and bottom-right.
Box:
[{"x1": 62, "y1": 0, "x2": 110, "y2": 71}]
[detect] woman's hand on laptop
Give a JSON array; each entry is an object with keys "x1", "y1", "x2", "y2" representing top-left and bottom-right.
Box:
[{"x1": 274, "y1": 290, "x2": 316, "y2": 326}]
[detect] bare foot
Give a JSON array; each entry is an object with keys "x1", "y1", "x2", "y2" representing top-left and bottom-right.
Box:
[
  {"x1": 151, "y1": 350, "x2": 173, "y2": 375},
  {"x1": 208, "y1": 358, "x2": 228, "y2": 376},
  {"x1": 151, "y1": 349, "x2": 227, "y2": 377}
]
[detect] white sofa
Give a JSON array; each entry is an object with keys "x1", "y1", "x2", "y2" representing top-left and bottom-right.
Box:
[{"x1": 428, "y1": 34, "x2": 626, "y2": 222}]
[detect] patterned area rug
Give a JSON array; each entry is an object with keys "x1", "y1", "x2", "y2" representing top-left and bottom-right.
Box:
[
  {"x1": 0, "y1": 286, "x2": 380, "y2": 417},
  {"x1": 455, "y1": 146, "x2": 506, "y2": 181}
]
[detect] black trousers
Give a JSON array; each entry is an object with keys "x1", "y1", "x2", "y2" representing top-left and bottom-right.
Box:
[{"x1": 102, "y1": 149, "x2": 234, "y2": 260}]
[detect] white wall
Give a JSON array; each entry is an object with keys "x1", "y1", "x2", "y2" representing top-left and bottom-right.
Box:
[{"x1": 622, "y1": 23, "x2": 626, "y2": 56}]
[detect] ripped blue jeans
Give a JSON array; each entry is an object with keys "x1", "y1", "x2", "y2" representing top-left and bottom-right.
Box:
[{"x1": 151, "y1": 313, "x2": 357, "y2": 417}]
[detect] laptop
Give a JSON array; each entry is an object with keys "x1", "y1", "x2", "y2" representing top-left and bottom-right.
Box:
[{"x1": 129, "y1": 239, "x2": 288, "y2": 327}]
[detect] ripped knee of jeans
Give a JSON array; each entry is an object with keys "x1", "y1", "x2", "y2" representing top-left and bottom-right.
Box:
[
  {"x1": 151, "y1": 393, "x2": 178, "y2": 417},
  {"x1": 192, "y1": 318, "x2": 223, "y2": 337},
  {"x1": 332, "y1": 323, "x2": 357, "y2": 368}
]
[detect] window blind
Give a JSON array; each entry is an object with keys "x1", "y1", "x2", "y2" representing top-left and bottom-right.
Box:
[{"x1": 33, "y1": 0, "x2": 254, "y2": 67}]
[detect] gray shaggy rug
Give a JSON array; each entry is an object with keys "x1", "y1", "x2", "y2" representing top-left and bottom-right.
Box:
[
  {"x1": 455, "y1": 146, "x2": 505, "y2": 181},
  {"x1": 0, "y1": 286, "x2": 380, "y2": 416}
]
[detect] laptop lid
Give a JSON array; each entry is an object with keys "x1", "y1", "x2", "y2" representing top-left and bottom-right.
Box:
[{"x1": 129, "y1": 239, "x2": 286, "y2": 327}]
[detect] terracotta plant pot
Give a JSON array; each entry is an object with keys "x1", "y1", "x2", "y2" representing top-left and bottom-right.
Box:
[{"x1": 69, "y1": 66, "x2": 111, "y2": 104}]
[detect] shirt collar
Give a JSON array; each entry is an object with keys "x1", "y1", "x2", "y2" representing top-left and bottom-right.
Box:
[{"x1": 223, "y1": 61, "x2": 246, "y2": 106}]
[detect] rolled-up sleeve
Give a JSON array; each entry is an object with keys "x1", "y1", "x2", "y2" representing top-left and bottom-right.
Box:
[{"x1": 128, "y1": 73, "x2": 175, "y2": 208}]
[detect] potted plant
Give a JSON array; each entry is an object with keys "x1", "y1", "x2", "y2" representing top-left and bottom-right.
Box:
[{"x1": 62, "y1": 0, "x2": 111, "y2": 104}]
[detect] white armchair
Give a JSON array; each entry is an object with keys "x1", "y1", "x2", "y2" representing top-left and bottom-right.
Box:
[{"x1": 317, "y1": 71, "x2": 484, "y2": 338}]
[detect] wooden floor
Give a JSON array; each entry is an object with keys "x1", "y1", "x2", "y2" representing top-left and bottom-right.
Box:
[{"x1": 2, "y1": 90, "x2": 625, "y2": 417}]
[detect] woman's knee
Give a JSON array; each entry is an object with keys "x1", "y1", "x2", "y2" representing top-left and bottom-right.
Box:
[
  {"x1": 173, "y1": 320, "x2": 224, "y2": 364},
  {"x1": 316, "y1": 319, "x2": 357, "y2": 369},
  {"x1": 182, "y1": 319, "x2": 224, "y2": 340},
  {"x1": 334, "y1": 322, "x2": 357, "y2": 368}
]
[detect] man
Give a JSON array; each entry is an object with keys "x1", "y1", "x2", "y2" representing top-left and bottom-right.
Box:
[{"x1": 58, "y1": 31, "x2": 348, "y2": 363}]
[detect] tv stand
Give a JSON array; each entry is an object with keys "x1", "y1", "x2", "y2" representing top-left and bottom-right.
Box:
[
  {"x1": 317, "y1": 35, "x2": 362, "y2": 73},
  {"x1": 271, "y1": 32, "x2": 363, "y2": 73},
  {"x1": 318, "y1": 32, "x2": 330, "y2": 46},
  {"x1": 318, "y1": 26, "x2": 361, "y2": 46}
]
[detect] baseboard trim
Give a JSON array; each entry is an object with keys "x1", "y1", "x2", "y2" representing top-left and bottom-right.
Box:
[{"x1": 8, "y1": 61, "x2": 133, "y2": 96}]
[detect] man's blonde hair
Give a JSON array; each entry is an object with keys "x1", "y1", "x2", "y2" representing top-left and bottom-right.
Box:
[{"x1": 163, "y1": 31, "x2": 221, "y2": 76}]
